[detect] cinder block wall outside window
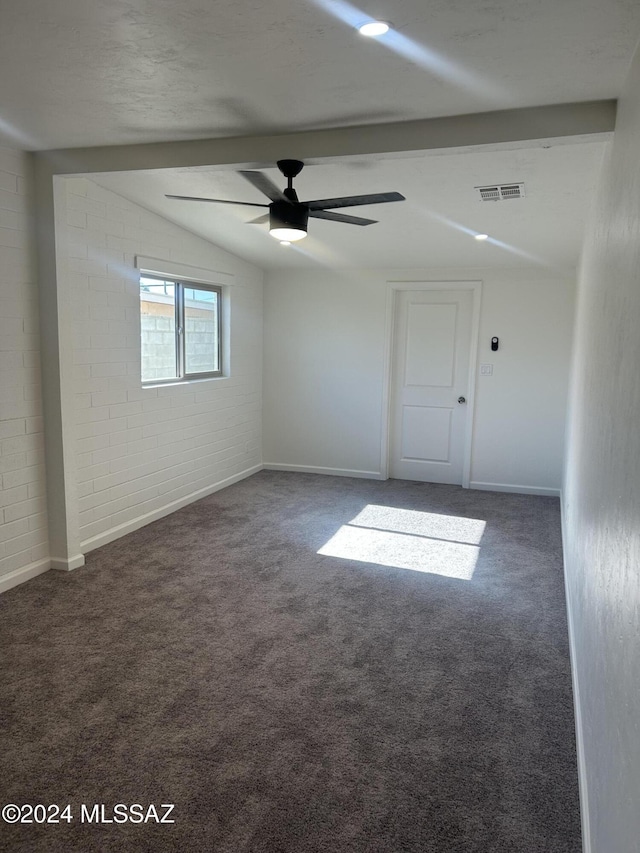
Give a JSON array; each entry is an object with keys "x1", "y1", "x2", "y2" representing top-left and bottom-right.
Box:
[{"x1": 140, "y1": 302, "x2": 218, "y2": 381}]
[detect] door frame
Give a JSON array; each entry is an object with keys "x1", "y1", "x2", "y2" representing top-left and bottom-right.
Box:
[{"x1": 380, "y1": 280, "x2": 482, "y2": 487}]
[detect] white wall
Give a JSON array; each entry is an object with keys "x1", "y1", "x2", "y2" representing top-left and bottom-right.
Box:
[
  {"x1": 562, "y1": 38, "x2": 640, "y2": 853},
  {"x1": 472, "y1": 271, "x2": 575, "y2": 491},
  {"x1": 0, "y1": 148, "x2": 50, "y2": 592},
  {"x1": 263, "y1": 267, "x2": 574, "y2": 494},
  {"x1": 264, "y1": 269, "x2": 387, "y2": 477},
  {"x1": 58, "y1": 177, "x2": 263, "y2": 551}
]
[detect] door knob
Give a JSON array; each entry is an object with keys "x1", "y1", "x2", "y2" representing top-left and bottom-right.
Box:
[{"x1": 458, "y1": 396, "x2": 466, "y2": 404}]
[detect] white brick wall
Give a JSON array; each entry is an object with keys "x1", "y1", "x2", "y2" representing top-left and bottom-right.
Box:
[
  {"x1": 0, "y1": 148, "x2": 50, "y2": 582},
  {"x1": 60, "y1": 177, "x2": 263, "y2": 548}
]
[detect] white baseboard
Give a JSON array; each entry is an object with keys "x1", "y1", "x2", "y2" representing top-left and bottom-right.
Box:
[
  {"x1": 50, "y1": 554, "x2": 86, "y2": 572},
  {"x1": 81, "y1": 464, "x2": 263, "y2": 554},
  {"x1": 0, "y1": 558, "x2": 51, "y2": 594},
  {"x1": 560, "y1": 492, "x2": 592, "y2": 853},
  {"x1": 262, "y1": 463, "x2": 385, "y2": 480},
  {"x1": 469, "y1": 480, "x2": 560, "y2": 497}
]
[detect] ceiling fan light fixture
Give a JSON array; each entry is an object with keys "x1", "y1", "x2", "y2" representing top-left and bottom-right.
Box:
[
  {"x1": 269, "y1": 200, "x2": 308, "y2": 242},
  {"x1": 358, "y1": 20, "x2": 390, "y2": 37},
  {"x1": 270, "y1": 227, "x2": 306, "y2": 241}
]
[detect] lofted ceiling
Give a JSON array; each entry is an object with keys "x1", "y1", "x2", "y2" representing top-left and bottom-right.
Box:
[
  {"x1": 4, "y1": 0, "x2": 639, "y2": 270},
  {"x1": 91, "y1": 140, "x2": 606, "y2": 270}
]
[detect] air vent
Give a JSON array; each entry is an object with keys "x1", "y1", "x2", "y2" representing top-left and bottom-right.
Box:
[{"x1": 476, "y1": 183, "x2": 525, "y2": 201}]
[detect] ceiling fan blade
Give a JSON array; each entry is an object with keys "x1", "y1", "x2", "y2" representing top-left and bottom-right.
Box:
[
  {"x1": 247, "y1": 213, "x2": 270, "y2": 225},
  {"x1": 309, "y1": 209, "x2": 377, "y2": 226},
  {"x1": 238, "y1": 170, "x2": 287, "y2": 202},
  {"x1": 165, "y1": 194, "x2": 268, "y2": 208},
  {"x1": 306, "y1": 191, "x2": 405, "y2": 211}
]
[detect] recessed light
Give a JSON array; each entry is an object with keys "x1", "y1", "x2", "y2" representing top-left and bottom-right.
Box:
[
  {"x1": 474, "y1": 233, "x2": 489, "y2": 241},
  {"x1": 358, "y1": 21, "x2": 390, "y2": 37}
]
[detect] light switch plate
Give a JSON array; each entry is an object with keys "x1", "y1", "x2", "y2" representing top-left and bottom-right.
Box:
[{"x1": 480, "y1": 363, "x2": 493, "y2": 375}]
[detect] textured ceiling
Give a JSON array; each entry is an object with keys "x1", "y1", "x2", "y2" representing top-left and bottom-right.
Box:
[
  {"x1": 0, "y1": 0, "x2": 639, "y2": 149},
  {"x1": 5, "y1": 0, "x2": 638, "y2": 270},
  {"x1": 91, "y1": 140, "x2": 605, "y2": 270}
]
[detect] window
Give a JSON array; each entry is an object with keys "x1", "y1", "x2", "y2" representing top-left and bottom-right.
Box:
[{"x1": 139, "y1": 275, "x2": 222, "y2": 383}]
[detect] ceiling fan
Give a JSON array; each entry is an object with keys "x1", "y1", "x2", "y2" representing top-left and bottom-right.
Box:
[{"x1": 166, "y1": 159, "x2": 405, "y2": 243}]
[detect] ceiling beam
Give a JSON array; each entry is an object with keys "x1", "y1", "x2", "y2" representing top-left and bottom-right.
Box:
[{"x1": 36, "y1": 100, "x2": 616, "y2": 176}]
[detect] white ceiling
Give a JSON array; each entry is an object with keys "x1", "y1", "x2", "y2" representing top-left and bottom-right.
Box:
[
  {"x1": 91, "y1": 140, "x2": 606, "y2": 270},
  {"x1": 3, "y1": 0, "x2": 638, "y2": 270},
  {"x1": 1, "y1": 0, "x2": 639, "y2": 150}
]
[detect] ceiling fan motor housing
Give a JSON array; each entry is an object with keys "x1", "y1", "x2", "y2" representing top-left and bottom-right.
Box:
[{"x1": 269, "y1": 200, "x2": 309, "y2": 232}]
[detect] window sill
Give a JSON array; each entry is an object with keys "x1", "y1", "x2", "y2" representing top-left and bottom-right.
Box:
[{"x1": 142, "y1": 375, "x2": 227, "y2": 390}]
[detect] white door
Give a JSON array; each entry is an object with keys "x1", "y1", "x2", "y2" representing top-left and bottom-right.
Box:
[{"x1": 389, "y1": 289, "x2": 473, "y2": 484}]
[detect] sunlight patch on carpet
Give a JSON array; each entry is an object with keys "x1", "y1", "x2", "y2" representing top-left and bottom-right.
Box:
[{"x1": 318, "y1": 505, "x2": 485, "y2": 578}]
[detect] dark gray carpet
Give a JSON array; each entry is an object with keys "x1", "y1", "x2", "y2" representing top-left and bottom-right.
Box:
[{"x1": 0, "y1": 471, "x2": 580, "y2": 852}]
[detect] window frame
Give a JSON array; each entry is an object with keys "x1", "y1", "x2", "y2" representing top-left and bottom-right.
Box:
[{"x1": 140, "y1": 274, "x2": 223, "y2": 386}]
